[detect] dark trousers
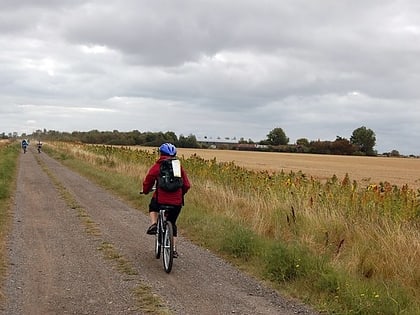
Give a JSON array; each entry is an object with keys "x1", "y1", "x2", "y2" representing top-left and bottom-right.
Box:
[{"x1": 149, "y1": 197, "x2": 182, "y2": 236}]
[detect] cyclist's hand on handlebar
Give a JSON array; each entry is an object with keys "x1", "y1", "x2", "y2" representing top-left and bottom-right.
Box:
[{"x1": 139, "y1": 187, "x2": 155, "y2": 195}]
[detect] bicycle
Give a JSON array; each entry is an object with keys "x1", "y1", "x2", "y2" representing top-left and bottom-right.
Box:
[
  {"x1": 140, "y1": 192, "x2": 175, "y2": 273},
  {"x1": 154, "y1": 205, "x2": 175, "y2": 273}
]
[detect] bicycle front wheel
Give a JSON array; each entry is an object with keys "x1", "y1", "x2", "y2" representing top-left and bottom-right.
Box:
[
  {"x1": 155, "y1": 222, "x2": 161, "y2": 259},
  {"x1": 162, "y1": 221, "x2": 174, "y2": 273}
]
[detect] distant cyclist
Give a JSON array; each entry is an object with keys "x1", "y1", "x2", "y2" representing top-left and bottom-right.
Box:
[
  {"x1": 21, "y1": 139, "x2": 28, "y2": 153},
  {"x1": 37, "y1": 141, "x2": 42, "y2": 153},
  {"x1": 142, "y1": 143, "x2": 191, "y2": 258}
]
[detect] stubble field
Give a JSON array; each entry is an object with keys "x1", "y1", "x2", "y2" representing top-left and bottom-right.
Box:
[{"x1": 168, "y1": 148, "x2": 420, "y2": 189}]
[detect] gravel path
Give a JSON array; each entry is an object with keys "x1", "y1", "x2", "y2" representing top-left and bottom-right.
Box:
[{"x1": 0, "y1": 147, "x2": 319, "y2": 314}]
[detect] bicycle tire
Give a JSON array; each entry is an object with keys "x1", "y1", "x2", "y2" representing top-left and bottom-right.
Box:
[{"x1": 162, "y1": 221, "x2": 174, "y2": 273}]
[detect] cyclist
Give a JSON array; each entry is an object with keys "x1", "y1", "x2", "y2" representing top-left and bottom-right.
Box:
[
  {"x1": 21, "y1": 139, "x2": 28, "y2": 153},
  {"x1": 37, "y1": 141, "x2": 42, "y2": 153},
  {"x1": 142, "y1": 143, "x2": 191, "y2": 258}
]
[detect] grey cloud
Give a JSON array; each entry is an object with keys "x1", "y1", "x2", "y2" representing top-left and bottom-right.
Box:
[{"x1": 1, "y1": 0, "x2": 420, "y2": 155}]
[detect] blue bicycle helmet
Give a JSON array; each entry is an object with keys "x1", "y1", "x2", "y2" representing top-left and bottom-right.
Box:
[{"x1": 159, "y1": 143, "x2": 177, "y2": 156}]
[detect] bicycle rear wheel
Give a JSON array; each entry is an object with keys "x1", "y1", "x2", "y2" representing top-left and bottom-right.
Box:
[{"x1": 162, "y1": 221, "x2": 174, "y2": 273}]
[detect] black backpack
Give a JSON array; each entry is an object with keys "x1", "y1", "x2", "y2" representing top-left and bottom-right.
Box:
[{"x1": 157, "y1": 158, "x2": 183, "y2": 192}]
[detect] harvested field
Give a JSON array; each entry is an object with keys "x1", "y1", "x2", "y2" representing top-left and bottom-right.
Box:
[{"x1": 142, "y1": 147, "x2": 420, "y2": 189}]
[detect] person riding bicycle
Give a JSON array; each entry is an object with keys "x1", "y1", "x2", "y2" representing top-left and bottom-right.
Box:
[
  {"x1": 37, "y1": 141, "x2": 42, "y2": 153},
  {"x1": 21, "y1": 139, "x2": 28, "y2": 153},
  {"x1": 142, "y1": 143, "x2": 191, "y2": 258}
]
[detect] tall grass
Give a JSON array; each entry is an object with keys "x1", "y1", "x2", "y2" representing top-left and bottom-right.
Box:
[
  {"x1": 0, "y1": 141, "x2": 20, "y2": 288},
  {"x1": 0, "y1": 140, "x2": 19, "y2": 221},
  {"x1": 45, "y1": 142, "x2": 420, "y2": 314}
]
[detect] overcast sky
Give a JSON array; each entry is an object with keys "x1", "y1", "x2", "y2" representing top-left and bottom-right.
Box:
[{"x1": 1, "y1": 0, "x2": 419, "y2": 155}]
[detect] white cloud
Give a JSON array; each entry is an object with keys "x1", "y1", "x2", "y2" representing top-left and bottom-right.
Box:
[{"x1": 79, "y1": 44, "x2": 114, "y2": 55}]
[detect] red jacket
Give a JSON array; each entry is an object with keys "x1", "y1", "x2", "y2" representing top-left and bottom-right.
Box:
[{"x1": 142, "y1": 156, "x2": 191, "y2": 205}]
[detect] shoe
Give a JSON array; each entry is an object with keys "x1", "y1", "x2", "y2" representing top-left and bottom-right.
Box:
[
  {"x1": 173, "y1": 250, "x2": 178, "y2": 258},
  {"x1": 146, "y1": 223, "x2": 157, "y2": 235}
]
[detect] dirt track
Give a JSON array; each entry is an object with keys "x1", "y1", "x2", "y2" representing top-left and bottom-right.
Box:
[{"x1": 0, "y1": 147, "x2": 318, "y2": 314}]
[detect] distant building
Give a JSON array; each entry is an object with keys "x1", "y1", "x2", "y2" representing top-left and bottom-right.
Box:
[
  {"x1": 196, "y1": 137, "x2": 238, "y2": 149},
  {"x1": 232, "y1": 143, "x2": 269, "y2": 151}
]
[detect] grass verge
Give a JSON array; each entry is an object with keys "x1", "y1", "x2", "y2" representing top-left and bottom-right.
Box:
[{"x1": 0, "y1": 142, "x2": 20, "y2": 298}]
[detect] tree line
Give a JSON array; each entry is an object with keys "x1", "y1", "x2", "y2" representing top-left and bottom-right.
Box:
[
  {"x1": 26, "y1": 129, "x2": 200, "y2": 149},
  {"x1": 260, "y1": 126, "x2": 379, "y2": 156},
  {"x1": 7, "y1": 125, "x2": 405, "y2": 157}
]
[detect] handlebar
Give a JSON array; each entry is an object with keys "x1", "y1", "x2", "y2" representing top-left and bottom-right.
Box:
[{"x1": 139, "y1": 187, "x2": 156, "y2": 195}]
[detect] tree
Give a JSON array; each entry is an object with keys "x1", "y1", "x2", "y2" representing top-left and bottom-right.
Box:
[
  {"x1": 178, "y1": 134, "x2": 199, "y2": 148},
  {"x1": 390, "y1": 150, "x2": 400, "y2": 157},
  {"x1": 331, "y1": 136, "x2": 356, "y2": 155},
  {"x1": 350, "y1": 126, "x2": 376, "y2": 156},
  {"x1": 239, "y1": 137, "x2": 255, "y2": 144},
  {"x1": 296, "y1": 138, "x2": 309, "y2": 147},
  {"x1": 266, "y1": 127, "x2": 289, "y2": 145}
]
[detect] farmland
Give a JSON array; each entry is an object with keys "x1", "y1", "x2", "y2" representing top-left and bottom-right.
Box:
[
  {"x1": 143, "y1": 147, "x2": 420, "y2": 189},
  {"x1": 41, "y1": 142, "x2": 420, "y2": 314}
]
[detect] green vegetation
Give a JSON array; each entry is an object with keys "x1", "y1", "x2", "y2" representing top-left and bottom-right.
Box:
[
  {"x1": 0, "y1": 142, "x2": 19, "y2": 207},
  {"x1": 44, "y1": 142, "x2": 420, "y2": 314},
  {"x1": 264, "y1": 127, "x2": 289, "y2": 145},
  {"x1": 0, "y1": 142, "x2": 20, "y2": 284},
  {"x1": 133, "y1": 284, "x2": 172, "y2": 314},
  {"x1": 350, "y1": 126, "x2": 377, "y2": 156}
]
